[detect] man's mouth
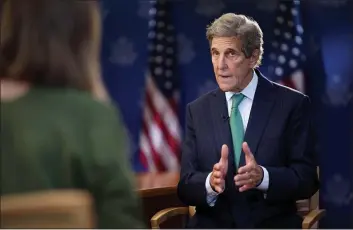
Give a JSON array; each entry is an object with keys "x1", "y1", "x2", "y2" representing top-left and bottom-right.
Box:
[{"x1": 219, "y1": 75, "x2": 231, "y2": 78}]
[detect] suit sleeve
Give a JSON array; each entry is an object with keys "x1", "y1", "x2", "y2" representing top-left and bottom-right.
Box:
[
  {"x1": 78, "y1": 104, "x2": 145, "y2": 228},
  {"x1": 265, "y1": 95, "x2": 319, "y2": 202},
  {"x1": 177, "y1": 104, "x2": 210, "y2": 208}
]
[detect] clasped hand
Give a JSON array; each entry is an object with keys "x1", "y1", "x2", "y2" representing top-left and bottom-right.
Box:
[{"x1": 210, "y1": 142, "x2": 264, "y2": 193}]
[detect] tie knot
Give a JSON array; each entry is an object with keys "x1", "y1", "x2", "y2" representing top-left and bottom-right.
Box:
[{"x1": 231, "y1": 93, "x2": 245, "y2": 109}]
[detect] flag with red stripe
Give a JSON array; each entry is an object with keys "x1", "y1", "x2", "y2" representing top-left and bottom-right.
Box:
[
  {"x1": 267, "y1": 0, "x2": 306, "y2": 92},
  {"x1": 139, "y1": 0, "x2": 181, "y2": 172}
]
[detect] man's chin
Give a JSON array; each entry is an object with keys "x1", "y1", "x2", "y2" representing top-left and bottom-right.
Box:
[{"x1": 218, "y1": 84, "x2": 235, "y2": 92}]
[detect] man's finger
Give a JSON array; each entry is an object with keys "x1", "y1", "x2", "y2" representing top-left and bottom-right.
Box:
[
  {"x1": 234, "y1": 173, "x2": 251, "y2": 182},
  {"x1": 239, "y1": 184, "x2": 252, "y2": 192},
  {"x1": 214, "y1": 178, "x2": 223, "y2": 184},
  {"x1": 212, "y1": 171, "x2": 222, "y2": 179},
  {"x1": 234, "y1": 178, "x2": 254, "y2": 186},
  {"x1": 213, "y1": 178, "x2": 225, "y2": 193},
  {"x1": 215, "y1": 185, "x2": 223, "y2": 193},
  {"x1": 242, "y1": 142, "x2": 254, "y2": 163},
  {"x1": 237, "y1": 164, "x2": 255, "y2": 174},
  {"x1": 234, "y1": 172, "x2": 255, "y2": 187},
  {"x1": 213, "y1": 163, "x2": 221, "y2": 171},
  {"x1": 220, "y1": 144, "x2": 229, "y2": 164},
  {"x1": 242, "y1": 142, "x2": 252, "y2": 155}
]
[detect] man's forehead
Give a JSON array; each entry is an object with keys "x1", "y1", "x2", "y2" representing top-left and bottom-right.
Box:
[{"x1": 211, "y1": 36, "x2": 242, "y2": 50}]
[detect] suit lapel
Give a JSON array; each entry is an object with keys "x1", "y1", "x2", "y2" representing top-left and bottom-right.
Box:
[
  {"x1": 238, "y1": 70, "x2": 276, "y2": 168},
  {"x1": 210, "y1": 89, "x2": 236, "y2": 173}
]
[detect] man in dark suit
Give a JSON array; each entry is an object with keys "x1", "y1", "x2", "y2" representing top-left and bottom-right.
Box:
[{"x1": 177, "y1": 13, "x2": 319, "y2": 228}]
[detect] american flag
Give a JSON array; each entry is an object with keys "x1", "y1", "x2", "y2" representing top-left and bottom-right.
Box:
[
  {"x1": 138, "y1": 0, "x2": 181, "y2": 172},
  {"x1": 268, "y1": 0, "x2": 306, "y2": 92}
]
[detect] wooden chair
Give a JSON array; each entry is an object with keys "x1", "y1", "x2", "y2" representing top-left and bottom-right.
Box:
[
  {"x1": 151, "y1": 168, "x2": 325, "y2": 229},
  {"x1": 1, "y1": 189, "x2": 96, "y2": 228}
]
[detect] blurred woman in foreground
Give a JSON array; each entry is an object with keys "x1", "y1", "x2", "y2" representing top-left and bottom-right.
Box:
[{"x1": 0, "y1": 0, "x2": 144, "y2": 228}]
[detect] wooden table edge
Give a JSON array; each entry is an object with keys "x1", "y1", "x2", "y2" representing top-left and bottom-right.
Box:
[{"x1": 138, "y1": 186, "x2": 177, "y2": 198}]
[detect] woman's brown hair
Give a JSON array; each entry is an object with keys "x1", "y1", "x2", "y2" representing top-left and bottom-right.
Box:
[{"x1": 0, "y1": 0, "x2": 102, "y2": 92}]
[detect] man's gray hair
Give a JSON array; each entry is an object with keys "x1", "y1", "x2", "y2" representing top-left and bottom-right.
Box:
[{"x1": 206, "y1": 13, "x2": 264, "y2": 67}]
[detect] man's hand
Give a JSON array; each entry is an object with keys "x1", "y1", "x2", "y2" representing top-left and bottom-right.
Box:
[
  {"x1": 234, "y1": 142, "x2": 264, "y2": 192},
  {"x1": 210, "y1": 144, "x2": 229, "y2": 193}
]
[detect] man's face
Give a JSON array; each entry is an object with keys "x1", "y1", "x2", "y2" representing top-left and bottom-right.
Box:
[{"x1": 211, "y1": 36, "x2": 255, "y2": 92}]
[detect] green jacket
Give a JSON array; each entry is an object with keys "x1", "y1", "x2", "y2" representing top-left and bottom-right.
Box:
[{"x1": 0, "y1": 87, "x2": 144, "y2": 228}]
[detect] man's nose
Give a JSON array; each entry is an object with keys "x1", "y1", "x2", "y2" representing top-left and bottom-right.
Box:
[{"x1": 218, "y1": 54, "x2": 227, "y2": 70}]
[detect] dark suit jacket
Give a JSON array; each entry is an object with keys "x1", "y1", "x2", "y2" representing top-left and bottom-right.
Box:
[{"x1": 177, "y1": 70, "x2": 319, "y2": 228}]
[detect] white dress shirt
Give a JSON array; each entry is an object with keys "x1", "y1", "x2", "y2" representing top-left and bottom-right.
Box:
[{"x1": 205, "y1": 71, "x2": 269, "y2": 206}]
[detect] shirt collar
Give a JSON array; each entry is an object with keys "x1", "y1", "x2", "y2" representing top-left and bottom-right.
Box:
[{"x1": 225, "y1": 71, "x2": 258, "y2": 102}]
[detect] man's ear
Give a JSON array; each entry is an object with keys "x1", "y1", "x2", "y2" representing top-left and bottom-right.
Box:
[{"x1": 249, "y1": 49, "x2": 260, "y2": 68}]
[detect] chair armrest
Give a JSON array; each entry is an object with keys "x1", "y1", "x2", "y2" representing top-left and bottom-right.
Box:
[
  {"x1": 150, "y1": 207, "x2": 189, "y2": 229},
  {"x1": 302, "y1": 209, "x2": 326, "y2": 229}
]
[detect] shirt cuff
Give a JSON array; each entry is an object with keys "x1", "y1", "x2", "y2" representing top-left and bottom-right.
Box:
[
  {"x1": 256, "y1": 166, "x2": 269, "y2": 191},
  {"x1": 205, "y1": 172, "x2": 219, "y2": 206}
]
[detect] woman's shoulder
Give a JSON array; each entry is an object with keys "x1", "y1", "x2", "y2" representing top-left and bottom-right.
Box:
[
  {"x1": 3, "y1": 87, "x2": 121, "y2": 124},
  {"x1": 45, "y1": 88, "x2": 120, "y2": 120},
  {"x1": 52, "y1": 88, "x2": 115, "y2": 112}
]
